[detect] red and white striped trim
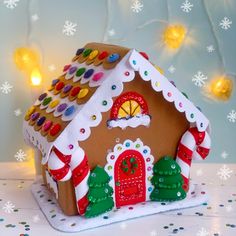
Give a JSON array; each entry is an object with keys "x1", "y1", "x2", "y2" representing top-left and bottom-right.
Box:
[
  {"x1": 48, "y1": 147, "x2": 90, "y2": 215},
  {"x1": 176, "y1": 127, "x2": 211, "y2": 191}
]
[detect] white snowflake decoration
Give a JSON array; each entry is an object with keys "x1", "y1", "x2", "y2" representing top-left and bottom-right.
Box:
[
  {"x1": 14, "y1": 108, "x2": 22, "y2": 117},
  {"x1": 108, "y1": 29, "x2": 115, "y2": 37},
  {"x1": 196, "y1": 227, "x2": 210, "y2": 236},
  {"x1": 131, "y1": 0, "x2": 143, "y2": 13},
  {"x1": 48, "y1": 64, "x2": 56, "y2": 72},
  {"x1": 3, "y1": 0, "x2": 20, "y2": 9},
  {"x1": 62, "y1": 20, "x2": 77, "y2": 36},
  {"x1": 227, "y1": 110, "x2": 236, "y2": 122},
  {"x1": 150, "y1": 230, "x2": 158, "y2": 236},
  {"x1": 192, "y1": 71, "x2": 207, "y2": 87},
  {"x1": 217, "y1": 165, "x2": 233, "y2": 180},
  {"x1": 219, "y1": 17, "x2": 232, "y2": 30},
  {"x1": 14, "y1": 149, "x2": 27, "y2": 162},
  {"x1": 226, "y1": 205, "x2": 233, "y2": 212},
  {"x1": 120, "y1": 222, "x2": 127, "y2": 230},
  {"x1": 33, "y1": 214, "x2": 40, "y2": 223},
  {"x1": 221, "y1": 151, "x2": 228, "y2": 159},
  {"x1": 181, "y1": 0, "x2": 193, "y2": 13},
  {"x1": 206, "y1": 45, "x2": 215, "y2": 53},
  {"x1": 2, "y1": 201, "x2": 15, "y2": 213},
  {"x1": 196, "y1": 168, "x2": 203, "y2": 176},
  {"x1": 32, "y1": 14, "x2": 39, "y2": 21},
  {"x1": 0, "y1": 81, "x2": 13, "y2": 94},
  {"x1": 168, "y1": 65, "x2": 176, "y2": 74}
]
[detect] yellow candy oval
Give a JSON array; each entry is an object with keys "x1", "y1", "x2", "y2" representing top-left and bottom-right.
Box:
[
  {"x1": 49, "y1": 99, "x2": 60, "y2": 108},
  {"x1": 88, "y1": 50, "x2": 99, "y2": 60},
  {"x1": 26, "y1": 106, "x2": 35, "y2": 116},
  {"x1": 77, "y1": 88, "x2": 89, "y2": 99}
]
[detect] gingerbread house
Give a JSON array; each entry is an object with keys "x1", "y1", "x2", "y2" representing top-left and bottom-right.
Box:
[{"x1": 23, "y1": 42, "x2": 211, "y2": 217}]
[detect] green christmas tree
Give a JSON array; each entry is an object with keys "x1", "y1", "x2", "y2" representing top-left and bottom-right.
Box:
[
  {"x1": 85, "y1": 166, "x2": 114, "y2": 218},
  {"x1": 150, "y1": 156, "x2": 186, "y2": 202}
]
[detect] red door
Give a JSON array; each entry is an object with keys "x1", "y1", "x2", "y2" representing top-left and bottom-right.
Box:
[{"x1": 114, "y1": 149, "x2": 146, "y2": 207}]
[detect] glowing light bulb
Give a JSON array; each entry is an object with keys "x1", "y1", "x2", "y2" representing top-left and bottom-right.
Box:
[
  {"x1": 14, "y1": 47, "x2": 39, "y2": 72},
  {"x1": 163, "y1": 24, "x2": 186, "y2": 49},
  {"x1": 31, "y1": 68, "x2": 42, "y2": 86},
  {"x1": 208, "y1": 75, "x2": 233, "y2": 101}
]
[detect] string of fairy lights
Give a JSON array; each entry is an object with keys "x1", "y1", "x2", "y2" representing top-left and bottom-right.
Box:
[{"x1": 13, "y1": 0, "x2": 234, "y2": 102}]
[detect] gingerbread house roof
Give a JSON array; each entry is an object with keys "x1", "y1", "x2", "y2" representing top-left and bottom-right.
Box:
[{"x1": 23, "y1": 42, "x2": 210, "y2": 164}]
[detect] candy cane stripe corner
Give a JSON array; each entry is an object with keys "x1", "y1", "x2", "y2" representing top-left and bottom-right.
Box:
[
  {"x1": 176, "y1": 127, "x2": 211, "y2": 191},
  {"x1": 47, "y1": 146, "x2": 90, "y2": 215}
]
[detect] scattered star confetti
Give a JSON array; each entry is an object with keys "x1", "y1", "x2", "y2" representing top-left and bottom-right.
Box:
[
  {"x1": 226, "y1": 205, "x2": 233, "y2": 212},
  {"x1": 150, "y1": 230, "x2": 158, "y2": 236},
  {"x1": 192, "y1": 71, "x2": 207, "y2": 87},
  {"x1": 196, "y1": 169, "x2": 203, "y2": 176},
  {"x1": 0, "y1": 81, "x2": 13, "y2": 94},
  {"x1": 219, "y1": 17, "x2": 232, "y2": 30},
  {"x1": 62, "y1": 20, "x2": 77, "y2": 36},
  {"x1": 206, "y1": 45, "x2": 215, "y2": 53},
  {"x1": 196, "y1": 227, "x2": 210, "y2": 236},
  {"x1": 168, "y1": 65, "x2": 176, "y2": 74},
  {"x1": 32, "y1": 214, "x2": 40, "y2": 223},
  {"x1": 2, "y1": 201, "x2": 15, "y2": 213},
  {"x1": 32, "y1": 14, "x2": 39, "y2": 21},
  {"x1": 217, "y1": 165, "x2": 233, "y2": 180},
  {"x1": 14, "y1": 149, "x2": 27, "y2": 162},
  {"x1": 108, "y1": 29, "x2": 115, "y2": 37},
  {"x1": 131, "y1": 0, "x2": 143, "y2": 13},
  {"x1": 3, "y1": 0, "x2": 20, "y2": 9},
  {"x1": 227, "y1": 110, "x2": 236, "y2": 123},
  {"x1": 221, "y1": 151, "x2": 228, "y2": 159},
  {"x1": 48, "y1": 64, "x2": 56, "y2": 72},
  {"x1": 120, "y1": 222, "x2": 127, "y2": 229},
  {"x1": 181, "y1": 0, "x2": 193, "y2": 13},
  {"x1": 14, "y1": 108, "x2": 22, "y2": 117}
]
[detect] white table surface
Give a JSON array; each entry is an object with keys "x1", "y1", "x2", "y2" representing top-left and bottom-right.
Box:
[{"x1": 0, "y1": 163, "x2": 235, "y2": 236}]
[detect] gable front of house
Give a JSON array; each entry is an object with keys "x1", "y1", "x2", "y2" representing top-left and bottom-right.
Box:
[{"x1": 23, "y1": 43, "x2": 211, "y2": 216}]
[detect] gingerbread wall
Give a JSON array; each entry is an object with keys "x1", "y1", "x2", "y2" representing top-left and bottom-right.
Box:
[{"x1": 80, "y1": 73, "x2": 189, "y2": 168}]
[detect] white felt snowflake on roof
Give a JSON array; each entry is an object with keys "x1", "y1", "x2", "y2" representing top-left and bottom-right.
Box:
[
  {"x1": 3, "y1": 0, "x2": 20, "y2": 9},
  {"x1": 62, "y1": 20, "x2": 77, "y2": 36},
  {"x1": 206, "y1": 45, "x2": 215, "y2": 53},
  {"x1": 227, "y1": 110, "x2": 236, "y2": 122},
  {"x1": 168, "y1": 65, "x2": 176, "y2": 74},
  {"x1": 192, "y1": 71, "x2": 207, "y2": 87},
  {"x1": 181, "y1": 0, "x2": 193, "y2": 13},
  {"x1": 131, "y1": 0, "x2": 143, "y2": 13},
  {"x1": 14, "y1": 149, "x2": 27, "y2": 162},
  {"x1": 217, "y1": 165, "x2": 233, "y2": 180},
  {"x1": 0, "y1": 81, "x2": 13, "y2": 94},
  {"x1": 219, "y1": 17, "x2": 232, "y2": 30},
  {"x1": 2, "y1": 201, "x2": 15, "y2": 213}
]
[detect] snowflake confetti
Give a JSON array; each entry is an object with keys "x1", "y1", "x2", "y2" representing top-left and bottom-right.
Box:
[
  {"x1": 196, "y1": 169, "x2": 203, "y2": 176},
  {"x1": 108, "y1": 29, "x2": 115, "y2": 37},
  {"x1": 120, "y1": 222, "x2": 127, "y2": 229},
  {"x1": 192, "y1": 71, "x2": 207, "y2": 87},
  {"x1": 14, "y1": 149, "x2": 27, "y2": 162},
  {"x1": 131, "y1": 0, "x2": 143, "y2": 13},
  {"x1": 196, "y1": 227, "x2": 210, "y2": 236},
  {"x1": 2, "y1": 201, "x2": 15, "y2": 213},
  {"x1": 168, "y1": 65, "x2": 176, "y2": 74},
  {"x1": 221, "y1": 151, "x2": 228, "y2": 159},
  {"x1": 3, "y1": 0, "x2": 20, "y2": 9},
  {"x1": 62, "y1": 20, "x2": 77, "y2": 36},
  {"x1": 14, "y1": 108, "x2": 22, "y2": 117},
  {"x1": 227, "y1": 110, "x2": 236, "y2": 122},
  {"x1": 219, "y1": 17, "x2": 232, "y2": 30},
  {"x1": 181, "y1": 0, "x2": 193, "y2": 13},
  {"x1": 48, "y1": 64, "x2": 56, "y2": 72},
  {"x1": 217, "y1": 165, "x2": 233, "y2": 180},
  {"x1": 32, "y1": 14, "x2": 39, "y2": 21},
  {"x1": 33, "y1": 214, "x2": 40, "y2": 223},
  {"x1": 0, "y1": 81, "x2": 13, "y2": 94},
  {"x1": 150, "y1": 230, "x2": 158, "y2": 236},
  {"x1": 226, "y1": 205, "x2": 233, "y2": 212},
  {"x1": 206, "y1": 45, "x2": 215, "y2": 53}
]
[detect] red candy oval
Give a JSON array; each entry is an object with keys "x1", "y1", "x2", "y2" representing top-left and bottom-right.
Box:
[
  {"x1": 49, "y1": 123, "x2": 61, "y2": 136},
  {"x1": 98, "y1": 51, "x2": 108, "y2": 60},
  {"x1": 70, "y1": 86, "x2": 81, "y2": 97},
  {"x1": 55, "y1": 81, "x2": 65, "y2": 91}
]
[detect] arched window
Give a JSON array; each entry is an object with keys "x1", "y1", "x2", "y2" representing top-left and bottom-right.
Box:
[{"x1": 107, "y1": 91, "x2": 151, "y2": 129}]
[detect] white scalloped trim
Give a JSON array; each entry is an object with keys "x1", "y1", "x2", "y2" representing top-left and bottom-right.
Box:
[
  {"x1": 104, "y1": 138, "x2": 154, "y2": 203},
  {"x1": 128, "y1": 50, "x2": 209, "y2": 132}
]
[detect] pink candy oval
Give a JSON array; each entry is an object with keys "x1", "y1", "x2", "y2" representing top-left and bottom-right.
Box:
[{"x1": 92, "y1": 72, "x2": 104, "y2": 82}]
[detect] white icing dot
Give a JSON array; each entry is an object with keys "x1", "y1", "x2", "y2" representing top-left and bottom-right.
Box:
[
  {"x1": 177, "y1": 191, "x2": 181, "y2": 197},
  {"x1": 104, "y1": 188, "x2": 109, "y2": 193},
  {"x1": 171, "y1": 164, "x2": 176, "y2": 169}
]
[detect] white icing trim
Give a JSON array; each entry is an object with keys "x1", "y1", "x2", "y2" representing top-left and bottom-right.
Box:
[
  {"x1": 45, "y1": 169, "x2": 58, "y2": 199},
  {"x1": 128, "y1": 50, "x2": 209, "y2": 132},
  {"x1": 104, "y1": 138, "x2": 154, "y2": 204},
  {"x1": 107, "y1": 114, "x2": 151, "y2": 129}
]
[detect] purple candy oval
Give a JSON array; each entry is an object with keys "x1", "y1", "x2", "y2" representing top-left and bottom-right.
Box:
[
  {"x1": 38, "y1": 93, "x2": 47, "y2": 101},
  {"x1": 57, "y1": 103, "x2": 68, "y2": 112}
]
